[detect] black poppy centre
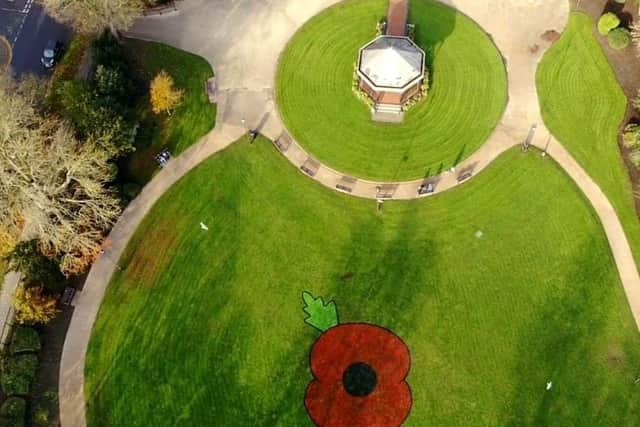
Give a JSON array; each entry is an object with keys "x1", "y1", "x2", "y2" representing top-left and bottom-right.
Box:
[{"x1": 342, "y1": 362, "x2": 377, "y2": 397}]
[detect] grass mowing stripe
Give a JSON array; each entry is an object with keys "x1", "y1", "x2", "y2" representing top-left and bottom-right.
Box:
[
  {"x1": 276, "y1": 0, "x2": 507, "y2": 181},
  {"x1": 86, "y1": 138, "x2": 640, "y2": 426},
  {"x1": 537, "y1": 12, "x2": 640, "y2": 270}
]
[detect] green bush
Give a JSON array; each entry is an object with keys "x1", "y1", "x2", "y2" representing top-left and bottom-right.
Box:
[
  {"x1": 32, "y1": 405, "x2": 49, "y2": 426},
  {"x1": 0, "y1": 354, "x2": 38, "y2": 396},
  {"x1": 608, "y1": 27, "x2": 631, "y2": 50},
  {"x1": 10, "y1": 327, "x2": 41, "y2": 354},
  {"x1": 598, "y1": 12, "x2": 620, "y2": 35},
  {"x1": 0, "y1": 397, "x2": 26, "y2": 427}
]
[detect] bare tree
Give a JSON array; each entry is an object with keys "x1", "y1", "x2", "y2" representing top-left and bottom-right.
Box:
[
  {"x1": 41, "y1": 0, "x2": 144, "y2": 35},
  {"x1": 0, "y1": 76, "x2": 121, "y2": 276}
]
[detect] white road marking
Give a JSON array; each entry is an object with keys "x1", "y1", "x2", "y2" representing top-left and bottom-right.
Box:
[{"x1": 10, "y1": 0, "x2": 33, "y2": 45}]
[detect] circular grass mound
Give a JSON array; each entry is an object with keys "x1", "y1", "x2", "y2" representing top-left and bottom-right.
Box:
[{"x1": 276, "y1": 0, "x2": 507, "y2": 181}]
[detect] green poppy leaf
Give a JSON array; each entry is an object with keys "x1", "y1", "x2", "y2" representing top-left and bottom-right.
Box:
[{"x1": 302, "y1": 291, "x2": 339, "y2": 332}]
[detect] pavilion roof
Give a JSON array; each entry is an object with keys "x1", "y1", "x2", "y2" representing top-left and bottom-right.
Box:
[{"x1": 358, "y1": 36, "x2": 425, "y2": 90}]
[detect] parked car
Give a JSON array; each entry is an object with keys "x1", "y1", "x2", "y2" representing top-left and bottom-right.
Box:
[{"x1": 41, "y1": 40, "x2": 63, "y2": 69}]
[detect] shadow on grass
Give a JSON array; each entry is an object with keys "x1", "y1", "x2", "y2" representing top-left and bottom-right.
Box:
[
  {"x1": 502, "y1": 237, "x2": 640, "y2": 425},
  {"x1": 331, "y1": 204, "x2": 440, "y2": 339}
]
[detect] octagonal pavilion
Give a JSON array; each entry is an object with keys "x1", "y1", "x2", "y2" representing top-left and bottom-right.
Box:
[{"x1": 356, "y1": 0, "x2": 425, "y2": 113}]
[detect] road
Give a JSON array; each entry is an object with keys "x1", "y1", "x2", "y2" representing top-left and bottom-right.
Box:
[{"x1": 0, "y1": 0, "x2": 70, "y2": 76}]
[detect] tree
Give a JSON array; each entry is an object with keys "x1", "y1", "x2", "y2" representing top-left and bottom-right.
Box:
[
  {"x1": 41, "y1": 0, "x2": 144, "y2": 35},
  {"x1": 0, "y1": 76, "x2": 121, "y2": 276},
  {"x1": 54, "y1": 80, "x2": 134, "y2": 157},
  {"x1": 0, "y1": 227, "x2": 18, "y2": 259},
  {"x1": 12, "y1": 286, "x2": 59, "y2": 325},
  {"x1": 150, "y1": 70, "x2": 184, "y2": 115},
  {"x1": 5, "y1": 241, "x2": 67, "y2": 292},
  {"x1": 94, "y1": 64, "x2": 127, "y2": 104}
]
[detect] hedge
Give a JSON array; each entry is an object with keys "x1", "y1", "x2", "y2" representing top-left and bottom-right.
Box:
[
  {"x1": 608, "y1": 27, "x2": 631, "y2": 50},
  {"x1": 10, "y1": 327, "x2": 41, "y2": 355},
  {"x1": 0, "y1": 397, "x2": 26, "y2": 427},
  {"x1": 0, "y1": 355, "x2": 38, "y2": 396}
]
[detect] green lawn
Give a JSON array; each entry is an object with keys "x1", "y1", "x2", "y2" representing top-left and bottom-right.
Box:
[
  {"x1": 276, "y1": 0, "x2": 507, "y2": 181},
  {"x1": 537, "y1": 12, "x2": 640, "y2": 268},
  {"x1": 122, "y1": 39, "x2": 216, "y2": 184},
  {"x1": 86, "y1": 139, "x2": 640, "y2": 426}
]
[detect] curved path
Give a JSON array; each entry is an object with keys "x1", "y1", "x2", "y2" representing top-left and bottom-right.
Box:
[{"x1": 59, "y1": 1, "x2": 640, "y2": 426}]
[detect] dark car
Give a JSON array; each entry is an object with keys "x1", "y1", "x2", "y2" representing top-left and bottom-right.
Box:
[{"x1": 41, "y1": 40, "x2": 62, "y2": 69}]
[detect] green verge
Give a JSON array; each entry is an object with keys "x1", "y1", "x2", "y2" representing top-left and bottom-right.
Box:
[
  {"x1": 86, "y1": 139, "x2": 640, "y2": 426},
  {"x1": 537, "y1": 12, "x2": 640, "y2": 268},
  {"x1": 123, "y1": 39, "x2": 216, "y2": 184},
  {"x1": 276, "y1": 0, "x2": 507, "y2": 181}
]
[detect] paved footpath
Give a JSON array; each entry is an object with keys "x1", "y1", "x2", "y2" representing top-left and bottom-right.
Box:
[
  {"x1": 0, "y1": 271, "x2": 19, "y2": 348},
  {"x1": 59, "y1": 1, "x2": 640, "y2": 426}
]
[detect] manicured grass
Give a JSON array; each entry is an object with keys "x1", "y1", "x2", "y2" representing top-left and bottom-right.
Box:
[
  {"x1": 537, "y1": 12, "x2": 640, "y2": 268},
  {"x1": 86, "y1": 139, "x2": 640, "y2": 426},
  {"x1": 276, "y1": 0, "x2": 507, "y2": 180},
  {"x1": 122, "y1": 39, "x2": 216, "y2": 184}
]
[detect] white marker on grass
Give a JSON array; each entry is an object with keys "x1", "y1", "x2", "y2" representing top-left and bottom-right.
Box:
[{"x1": 200, "y1": 222, "x2": 209, "y2": 231}]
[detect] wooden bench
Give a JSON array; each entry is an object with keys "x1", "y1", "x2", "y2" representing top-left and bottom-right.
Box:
[
  {"x1": 377, "y1": 184, "x2": 398, "y2": 199},
  {"x1": 336, "y1": 176, "x2": 357, "y2": 193},
  {"x1": 273, "y1": 133, "x2": 292, "y2": 152},
  {"x1": 300, "y1": 158, "x2": 320, "y2": 177},
  {"x1": 457, "y1": 171, "x2": 473, "y2": 182}
]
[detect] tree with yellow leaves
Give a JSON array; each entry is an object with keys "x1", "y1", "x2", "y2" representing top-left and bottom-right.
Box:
[
  {"x1": 150, "y1": 71, "x2": 184, "y2": 116},
  {"x1": 12, "y1": 286, "x2": 60, "y2": 325},
  {"x1": 0, "y1": 227, "x2": 18, "y2": 259}
]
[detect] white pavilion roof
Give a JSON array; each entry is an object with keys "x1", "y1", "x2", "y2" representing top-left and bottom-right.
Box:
[{"x1": 358, "y1": 36, "x2": 425, "y2": 89}]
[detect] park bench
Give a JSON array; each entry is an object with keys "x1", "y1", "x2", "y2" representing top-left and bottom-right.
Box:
[
  {"x1": 300, "y1": 158, "x2": 320, "y2": 177},
  {"x1": 336, "y1": 176, "x2": 357, "y2": 193},
  {"x1": 336, "y1": 184, "x2": 352, "y2": 193},
  {"x1": 457, "y1": 171, "x2": 473, "y2": 182},
  {"x1": 143, "y1": 1, "x2": 178, "y2": 16},
  {"x1": 377, "y1": 184, "x2": 397, "y2": 199},
  {"x1": 418, "y1": 182, "x2": 435, "y2": 195},
  {"x1": 273, "y1": 133, "x2": 292, "y2": 152},
  {"x1": 61, "y1": 287, "x2": 76, "y2": 306}
]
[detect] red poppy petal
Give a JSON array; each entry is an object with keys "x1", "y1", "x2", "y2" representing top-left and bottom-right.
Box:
[
  {"x1": 305, "y1": 379, "x2": 412, "y2": 427},
  {"x1": 310, "y1": 324, "x2": 410, "y2": 385}
]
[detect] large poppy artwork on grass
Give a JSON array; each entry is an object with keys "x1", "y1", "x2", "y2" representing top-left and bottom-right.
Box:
[{"x1": 301, "y1": 292, "x2": 413, "y2": 427}]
